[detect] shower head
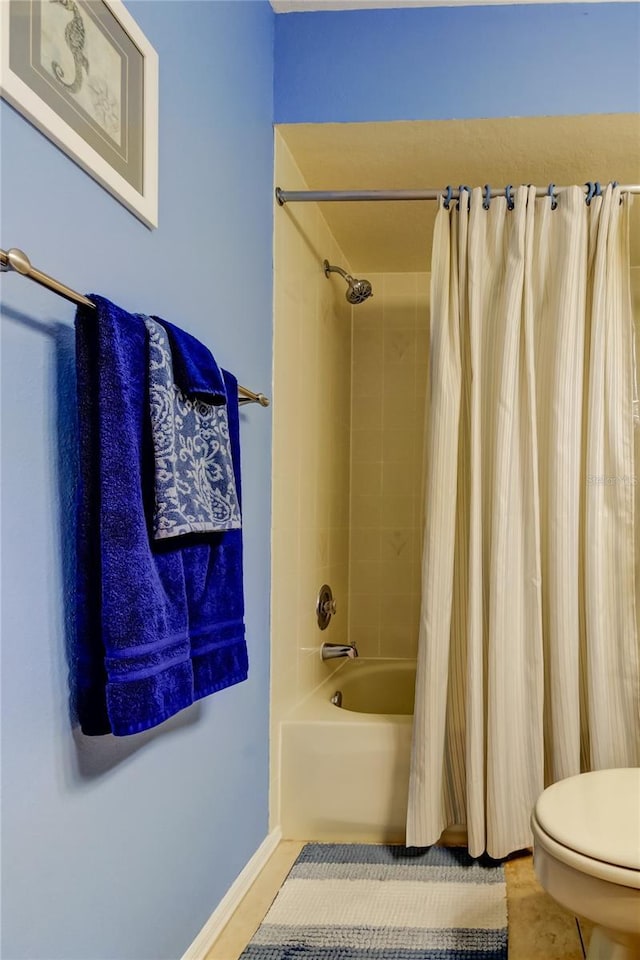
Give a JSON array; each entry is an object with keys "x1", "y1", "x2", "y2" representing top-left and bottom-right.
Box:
[
  {"x1": 346, "y1": 277, "x2": 374, "y2": 305},
  {"x1": 323, "y1": 260, "x2": 373, "y2": 305}
]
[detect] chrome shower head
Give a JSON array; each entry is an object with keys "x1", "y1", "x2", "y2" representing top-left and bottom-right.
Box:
[
  {"x1": 345, "y1": 277, "x2": 373, "y2": 304},
  {"x1": 323, "y1": 260, "x2": 373, "y2": 305}
]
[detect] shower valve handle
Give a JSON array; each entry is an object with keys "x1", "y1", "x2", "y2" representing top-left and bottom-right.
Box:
[
  {"x1": 316, "y1": 584, "x2": 337, "y2": 629},
  {"x1": 320, "y1": 598, "x2": 337, "y2": 617}
]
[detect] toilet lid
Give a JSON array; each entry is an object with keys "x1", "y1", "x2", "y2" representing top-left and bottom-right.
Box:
[{"x1": 534, "y1": 769, "x2": 640, "y2": 872}]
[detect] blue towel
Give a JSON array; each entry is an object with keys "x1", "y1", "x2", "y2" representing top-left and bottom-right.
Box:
[
  {"x1": 75, "y1": 296, "x2": 247, "y2": 737},
  {"x1": 144, "y1": 316, "x2": 242, "y2": 540},
  {"x1": 157, "y1": 316, "x2": 227, "y2": 404}
]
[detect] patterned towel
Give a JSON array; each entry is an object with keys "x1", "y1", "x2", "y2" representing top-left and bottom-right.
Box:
[{"x1": 145, "y1": 317, "x2": 241, "y2": 540}]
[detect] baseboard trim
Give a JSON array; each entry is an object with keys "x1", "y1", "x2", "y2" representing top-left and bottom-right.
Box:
[{"x1": 181, "y1": 825, "x2": 283, "y2": 960}]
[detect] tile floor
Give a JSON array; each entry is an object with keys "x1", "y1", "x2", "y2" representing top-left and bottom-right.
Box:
[{"x1": 205, "y1": 842, "x2": 592, "y2": 960}]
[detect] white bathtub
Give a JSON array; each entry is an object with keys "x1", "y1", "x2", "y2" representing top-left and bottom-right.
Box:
[{"x1": 280, "y1": 659, "x2": 416, "y2": 842}]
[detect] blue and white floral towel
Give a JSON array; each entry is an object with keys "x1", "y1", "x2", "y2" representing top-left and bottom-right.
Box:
[{"x1": 144, "y1": 317, "x2": 241, "y2": 540}]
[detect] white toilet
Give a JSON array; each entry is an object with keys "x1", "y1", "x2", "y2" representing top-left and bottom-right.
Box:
[{"x1": 531, "y1": 768, "x2": 640, "y2": 960}]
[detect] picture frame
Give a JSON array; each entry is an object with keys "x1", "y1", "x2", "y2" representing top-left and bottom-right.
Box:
[{"x1": 0, "y1": 0, "x2": 158, "y2": 228}]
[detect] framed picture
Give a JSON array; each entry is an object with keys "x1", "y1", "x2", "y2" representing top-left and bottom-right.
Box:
[{"x1": 0, "y1": 0, "x2": 158, "y2": 228}]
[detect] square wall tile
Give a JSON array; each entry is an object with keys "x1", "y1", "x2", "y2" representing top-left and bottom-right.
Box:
[
  {"x1": 352, "y1": 392, "x2": 383, "y2": 433},
  {"x1": 350, "y1": 462, "x2": 383, "y2": 499},
  {"x1": 351, "y1": 494, "x2": 382, "y2": 530},
  {"x1": 351, "y1": 430, "x2": 383, "y2": 463},
  {"x1": 351, "y1": 527, "x2": 381, "y2": 562}
]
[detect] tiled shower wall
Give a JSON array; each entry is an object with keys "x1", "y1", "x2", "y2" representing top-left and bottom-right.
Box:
[
  {"x1": 348, "y1": 273, "x2": 430, "y2": 659},
  {"x1": 270, "y1": 132, "x2": 352, "y2": 825}
]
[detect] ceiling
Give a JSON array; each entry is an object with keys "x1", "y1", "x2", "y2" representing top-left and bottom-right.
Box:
[
  {"x1": 278, "y1": 115, "x2": 640, "y2": 272},
  {"x1": 270, "y1": 0, "x2": 633, "y2": 10}
]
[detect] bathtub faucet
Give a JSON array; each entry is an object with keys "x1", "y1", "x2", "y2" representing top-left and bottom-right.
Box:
[{"x1": 321, "y1": 642, "x2": 359, "y2": 661}]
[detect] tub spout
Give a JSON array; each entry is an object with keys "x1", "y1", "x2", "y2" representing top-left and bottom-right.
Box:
[{"x1": 321, "y1": 642, "x2": 359, "y2": 661}]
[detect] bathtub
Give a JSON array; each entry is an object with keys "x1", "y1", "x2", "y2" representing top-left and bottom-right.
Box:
[{"x1": 279, "y1": 659, "x2": 416, "y2": 843}]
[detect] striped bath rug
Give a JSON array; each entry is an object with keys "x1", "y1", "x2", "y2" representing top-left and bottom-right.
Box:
[{"x1": 240, "y1": 843, "x2": 507, "y2": 959}]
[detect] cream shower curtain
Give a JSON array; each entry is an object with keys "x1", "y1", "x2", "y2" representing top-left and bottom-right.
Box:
[{"x1": 407, "y1": 183, "x2": 639, "y2": 859}]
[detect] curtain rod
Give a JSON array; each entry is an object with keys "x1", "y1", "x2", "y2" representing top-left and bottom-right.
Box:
[
  {"x1": 0, "y1": 247, "x2": 270, "y2": 408},
  {"x1": 276, "y1": 184, "x2": 640, "y2": 205}
]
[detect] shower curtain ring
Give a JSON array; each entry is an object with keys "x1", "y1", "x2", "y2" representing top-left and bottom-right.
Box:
[
  {"x1": 443, "y1": 185, "x2": 453, "y2": 209},
  {"x1": 483, "y1": 184, "x2": 491, "y2": 210},
  {"x1": 585, "y1": 181, "x2": 596, "y2": 206},
  {"x1": 505, "y1": 184, "x2": 514, "y2": 210},
  {"x1": 594, "y1": 181, "x2": 602, "y2": 198},
  {"x1": 547, "y1": 183, "x2": 558, "y2": 210}
]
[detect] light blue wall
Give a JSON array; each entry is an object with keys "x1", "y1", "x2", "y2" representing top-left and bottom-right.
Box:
[
  {"x1": 0, "y1": 3, "x2": 274, "y2": 959},
  {"x1": 275, "y1": 2, "x2": 640, "y2": 123}
]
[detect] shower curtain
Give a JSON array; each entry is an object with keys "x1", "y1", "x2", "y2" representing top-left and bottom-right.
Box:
[{"x1": 407, "y1": 183, "x2": 639, "y2": 859}]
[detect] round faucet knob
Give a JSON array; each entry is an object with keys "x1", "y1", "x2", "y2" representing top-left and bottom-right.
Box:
[{"x1": 316, "y1": 584, "x2": 336, "y2": 630}]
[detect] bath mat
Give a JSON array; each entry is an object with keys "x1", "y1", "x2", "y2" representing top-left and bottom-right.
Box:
[{"x1": 240, "y1": 843, "x2": 507, "y2": 959}]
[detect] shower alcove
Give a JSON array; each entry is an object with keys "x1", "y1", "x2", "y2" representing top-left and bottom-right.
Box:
[{"x1": 270, "y1": 115, "x2": 640, "y2": 840}]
